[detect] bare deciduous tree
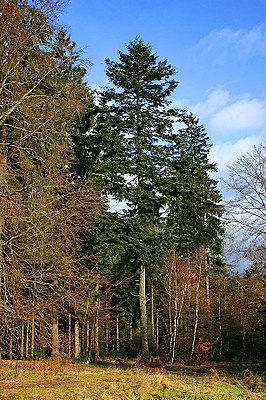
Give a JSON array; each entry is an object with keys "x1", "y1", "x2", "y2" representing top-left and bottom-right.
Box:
[{"x1": 225, "y1": 143, "x2": 266, "y2": 260}]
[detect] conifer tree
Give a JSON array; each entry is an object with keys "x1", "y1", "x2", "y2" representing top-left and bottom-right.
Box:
[
  {"x1": 165, "y1": 110, "x2": 223, "y2": 257},
  {"x1": 87, "y1": 38, "x2": 178, "y2": 362}
]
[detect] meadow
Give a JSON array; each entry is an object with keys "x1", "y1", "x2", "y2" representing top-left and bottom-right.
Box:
[{"x1": 0, "y1": 359, "x2": 265, "y2": 400}]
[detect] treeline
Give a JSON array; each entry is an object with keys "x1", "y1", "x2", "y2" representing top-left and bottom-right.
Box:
[{"x1": 0, "y1": 0, "x2": 265, "y2": 362}]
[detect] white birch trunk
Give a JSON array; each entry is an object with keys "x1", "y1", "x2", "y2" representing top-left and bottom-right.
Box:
[
  {"x1": 74, "y1": 319, "x2": 80, "y2": 358},
  {"x1": 139, "y1": 265, "x2": 149, "y2": 362},
  {"x1": 94, "y1": 283, "x2": 100, "y2": 357},
  {"x1": 20, "y1": 322, "x2": 25, "y2": 359},
  {"x1": 191, "y1": 258, "x2": 202, "y2": 358},
  {"x1": 151, "y1": 284, "x2": 155, "y2": 338}
]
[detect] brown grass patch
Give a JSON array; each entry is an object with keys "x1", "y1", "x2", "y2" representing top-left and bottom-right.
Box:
[{"x1": 0, "y1": 360, "x2": 265, "y2": 400}]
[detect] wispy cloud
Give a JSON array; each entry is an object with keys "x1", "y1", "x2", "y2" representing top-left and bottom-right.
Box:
[
  {"x1": 196, "y1": 25, "x2": 266, "y2": 64},
  {"x1": 175, "y1": 88, "x2": 266, "y2": 139},
  {"x1": 210, "y1": 96, "x2": 266, "y2": 134},
  {"x1": 210, "y1": 136, "x2": 262, "y2": 174}
]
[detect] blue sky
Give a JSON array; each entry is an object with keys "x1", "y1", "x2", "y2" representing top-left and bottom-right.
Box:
[{"x1": 60, "y1": 0, "x2": 266, "y2": 189}]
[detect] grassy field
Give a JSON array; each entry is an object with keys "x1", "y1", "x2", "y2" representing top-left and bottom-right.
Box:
[{"x1": 0, "y1": 359, "x2": 265, "y2": 400}]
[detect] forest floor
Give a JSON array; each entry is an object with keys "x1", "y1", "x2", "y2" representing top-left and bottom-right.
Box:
[{"x1": 0, "y1": 359, "x2": 265, "y2": 400}]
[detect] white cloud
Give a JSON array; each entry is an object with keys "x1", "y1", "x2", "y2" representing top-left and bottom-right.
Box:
[
  {"x1": 210, "y1": 97, "x2": 266, "y2": 133},
  {"x1": 196, "y1": 24, "x2": 266, "y2": 64},
  {"x1": 192, "y1": 89, "x2": 231, "y2": 119}
]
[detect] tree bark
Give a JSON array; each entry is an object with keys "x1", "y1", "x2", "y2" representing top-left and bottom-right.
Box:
[
  {"x1": 74, "y1": 319, "x2": 80, "y2": 358},
  {"x1": 139, "y1": 265, "x2": 149, "y2": 362},
  {"x1": 51, "y1": 314, "x2": 59, "y2": 360}
]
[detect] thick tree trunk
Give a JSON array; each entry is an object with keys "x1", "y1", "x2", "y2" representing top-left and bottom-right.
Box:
[
  {"x1": 51, "y1": 314, "x2": 59, "y2": 360},
  {"x1": 74, "y1": 319, "x2": 80, "y2": 358},
  {"x1": 139, "y1": 265, "x2": 149, "y2": 362}
]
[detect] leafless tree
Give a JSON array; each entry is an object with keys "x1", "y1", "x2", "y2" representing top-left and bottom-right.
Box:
[{"x1": 224, "y1": 143, "x2": 266, "y2": 261}]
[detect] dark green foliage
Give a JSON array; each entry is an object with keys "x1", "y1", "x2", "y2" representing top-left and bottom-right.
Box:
[{"x1": 164, "y1": 110, "x2": 224, "y2": 256}]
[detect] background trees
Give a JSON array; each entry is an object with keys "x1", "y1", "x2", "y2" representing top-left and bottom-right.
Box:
[{"x1": 0, "y1": 0, "x2": 101, "y2": 360}]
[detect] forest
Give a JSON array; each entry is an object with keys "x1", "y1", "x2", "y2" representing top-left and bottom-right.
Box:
[{"x1": 0, "y1": 0, "x2": 265, "y2": 365}]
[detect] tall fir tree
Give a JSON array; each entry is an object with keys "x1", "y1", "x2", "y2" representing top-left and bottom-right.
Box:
[{"x1": 86, "y1": 38, "x2": 178, "y2": 361}]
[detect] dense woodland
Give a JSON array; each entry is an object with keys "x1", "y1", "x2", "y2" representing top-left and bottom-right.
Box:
[{"x1": 0, "y1": 0, "x2": 265, "y2": 363}]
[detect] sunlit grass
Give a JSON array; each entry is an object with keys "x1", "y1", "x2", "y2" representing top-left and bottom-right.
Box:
[{"x1": 0, "y1": 360, "x2": 265, "y2": 399}]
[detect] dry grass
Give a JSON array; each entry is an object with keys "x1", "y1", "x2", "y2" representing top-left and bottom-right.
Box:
[{"x1": 0, "y1": 360, "x2": 265, "y2": 400}]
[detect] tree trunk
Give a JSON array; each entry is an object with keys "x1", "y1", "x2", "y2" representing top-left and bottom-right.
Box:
[
  {"x1": 31, "y1": 308, "x2": 35, "y2": 358},
  {"x1": 51, "y1": 314, "x2": 59, "y2": 360},
  {"x1": 86, "y1": 319, "x2": 90, "y2": 354},
  {"x1": 116, "y1": 315, "x2": 120, "y2": 352},
  {"x1": 25, "y1": 320, "x2": 30, "y2": 358},
  {"x1": 74, "y1": 319, "x2": 80, "y2": 358},
  {"x1": 151, "y1": 284, "x2": 155, "y2": 339},
  {"x1": 218, "y1": 283, "x2": 223, "y2": 357},
  {"x1": 139, "y1": 265, "x2": 149, "y2": 362},
  {"x1": 170, "y1": 275, "x2": 189, "y2": 364},
  {"x1": 68, "y1": 310, "x2": 72, "y2": 358},
  {"x1": 21, "y1": 322, "x2": 25, "y2": 359},
  {"x1": 156, "y1": 310, "x2": 159, "y2": 350},
  {"x1": 168, "y1": 273, "x2": 173, "y2": 356},
  {"x1": 191, "y1": 258, "x2": 202, "y2": 358},
  {"x1": 205, "y1": 255, "x2": 211, "y2": 323},
  {"x1": 9, "y1": 330, "x2": 13, "y2": 360},
  {"x1": 129, "y1": 317, "x2": 133, "y2": 341},
  {"x1": 94, "y1": 283, "x2": 100, "y2": 358}
]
